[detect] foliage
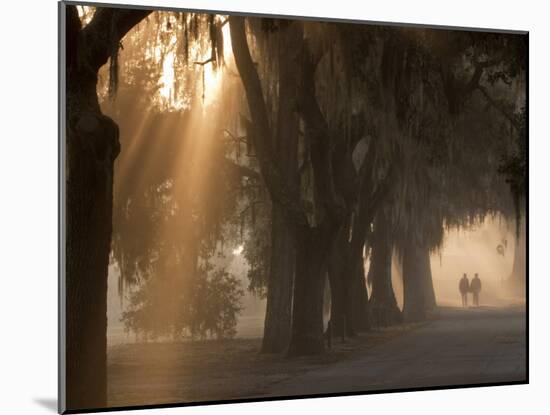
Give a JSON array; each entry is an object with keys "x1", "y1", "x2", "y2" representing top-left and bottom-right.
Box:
[
  {"x1": 122, "y1": 260, "x2": 244, "y2": 340},
  {"x1": 241, "y1": 198, "x2": 271, "y2": 298},
  {"x1": 498, "y1": 106, "x2": 527, "y2": 236},
  {"x1": 79, "y1": 7, "x2": 527, "y2": 343},
  {"x1": 94, "y1": 9, "x2": 258, "y2": 340}
]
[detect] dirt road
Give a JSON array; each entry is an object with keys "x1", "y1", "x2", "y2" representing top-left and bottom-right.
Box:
[
  {"x1": 108, "y1": 306, "x2": 526, "y2": 407},
  {"x1": 268, "y1": 306, "x2": 526, "y2": 397}
]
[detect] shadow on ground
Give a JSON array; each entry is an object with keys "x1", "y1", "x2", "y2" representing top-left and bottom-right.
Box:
[{"x1": 34, "y1": 398, "x2": 57, "y2": 413}]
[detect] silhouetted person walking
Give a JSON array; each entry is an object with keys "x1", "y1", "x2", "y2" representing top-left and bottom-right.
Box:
[
  {"x1": 471, "y1": 273, "x2": 482, "y2": 307},
  {"x1": 459, "y1": 273, "x2": 469, "y2": 307}
]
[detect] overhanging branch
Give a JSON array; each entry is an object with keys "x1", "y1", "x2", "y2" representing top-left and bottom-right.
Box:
[
  {"x1": 476, "y1": 85, "x2": 521, "y2": 132},
  {"x1": 298, "y1": 42, "x2": 346, "y2": 224},
  {"x1": 229, "y1": 16, "x2": 308, "y2": 228},
  {"x1": 81, "y1": 8, "x2": 152, "y2": 72}
]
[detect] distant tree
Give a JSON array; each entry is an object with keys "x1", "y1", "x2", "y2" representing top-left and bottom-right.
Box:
[{"x1": 122, "y1": 260, "x2": 243, "y2": 340}]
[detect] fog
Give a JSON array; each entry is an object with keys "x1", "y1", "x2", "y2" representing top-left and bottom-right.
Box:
[
  {"x1": 63, "y1": 7, "x2": 526, "y2": 410},
  {"x1": 107, "y1": 248, "x2": 266, "y2": 344},
  {"x1": 428, "y1": 218, "x2": 520, "y2": 307},
  {"x1": 84, "y1": 9, "x2": 526, "y2": 349},
  {"x1": 390, "y1": 216, "x2": 522, "y2": 309},
  {"x1": 108, "y1": 215, "x2": 522, "y2": 344}
]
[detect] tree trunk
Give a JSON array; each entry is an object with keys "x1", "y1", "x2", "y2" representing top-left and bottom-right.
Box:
[
  {"x1": 402, "y1": 240, "x2": 436, "y2": 322},
  {"x1": 328, "y1": 221, "x2": 372, "y2": 336},
  {"x1": 288, "y1": 228, "x2": 327, "y2": 356},
  {"x1": 65, "y1": 74, "x2": 118, "y2": 411},
  {"x1": 262, "y1": 204, "x2": 295, "y2": 353},
  {"x1": 328, "y1": 200, "x2": 378, "y2": 336},
  {"x1": 368, "y1": 213, "x2": 402, "y2": 327},
  {"x1": 63, "y1": 6, "x2": 150, "y2": 410},
  {"x1": 328, "y1": 240, "x2": 345, "y2": 337},
  {"x1": 261, "y1": 21, "x2": 301, "y2": 353},
  {"x1": 508, "y1": 214, "x2": 526, "y2": 295},
  {"x1": 328, "y1": 227, "x2": 355, "y2": 338},
  {"x1": 346, "y1": 200, "x2": 377, "y2": 332},
  {"x1": 350, "y1": 251, "x2": 370, "y2": 331},
  {"x1": 230, "y1": 16, "x2": 337, "y2": 356},
  {"x1": 423, "y1": 254, "x2": 437, "y2": 310}
]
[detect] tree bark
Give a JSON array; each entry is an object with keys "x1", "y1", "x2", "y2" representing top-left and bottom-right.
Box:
[
  {"x1": 508, "y1": 214, "x2": 526, "y2": 295},
  {"x1": 66, "y1": 107, "x2": 116, "y2": 410},
  {"x1": 262, "y1": 205, "x2": 295, "y2": 353},
  {"x1": 402, "y1": 240, "x2": 436, "y2": 322},
  {"x1": 368, "y1": 211, "x2": 402, "y2": 327},
  {"x1": 349, "y1": 250, "x2": 370, "y2": 331},
  {"x1": 328, "y1": 214, "x2": 373, "y2": 336},
  {"x1": 66, "y1": 57, "x2": 116, "y2": 412},
  {"x1": 340, "y1": 140, "x2": 397, "y2": 333},
  {"x1": 327, "y1": 226, "x2": 354, "y2": 337},
  {"x1": 63, "y1": 6, "x2": 150, "y2": 410},
  {"x1": 287, "y1": 118, "x2": 339, "y2": 354},
  {"x1": 229, "y1": 17, "x2": 308, "y2": 228},
  {"x1": 230, "y1": 17, "x2": 342, "y2": 356},
  {"x1": 287, "y1": 228, "x2": 327, "y2": 356},
  {"x1": 423, "y1": 253, "x2": 437, "y2": 310},
  {"x1": 261, "y1": 21, "x2": 301, "y2": 354}
]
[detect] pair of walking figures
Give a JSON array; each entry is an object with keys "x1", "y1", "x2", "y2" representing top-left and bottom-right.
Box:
[{"x1": 459, "y1": 273, "x2": 482, "y2": 307}]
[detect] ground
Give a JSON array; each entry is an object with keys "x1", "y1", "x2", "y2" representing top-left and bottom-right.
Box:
[{"x1": 107, "y1": 305, "x2": 526, "y2": 408}]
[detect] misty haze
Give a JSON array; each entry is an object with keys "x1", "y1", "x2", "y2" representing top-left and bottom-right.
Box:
[
  {"x1": 63, "y1": 4, "x2": 527, "y2": 411},
  {"x1": 107, "y1": 217, "x2": 523, "y2": 343}
]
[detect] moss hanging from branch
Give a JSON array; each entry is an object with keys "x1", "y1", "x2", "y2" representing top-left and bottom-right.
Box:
[
  {"x1": 182, "y1": 13, "x2": 189, "y2": 65},
  {"x1": 208, "y1": 14, "x2": 217, "y2": 69},
  {"x1": 108, "y1": 48, "x2": 119, "y2": 98},
  {"x1": 216, "y1": 21, "x2": 225, "y2": 68},
  {"x1": 108, "y1": 19, "x2": 121, "y2": 98}
]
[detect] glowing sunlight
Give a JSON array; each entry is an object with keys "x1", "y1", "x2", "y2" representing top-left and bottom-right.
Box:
[
  {"x1": 232, "y1": 245, "x2": 244, "y2": 256},
  {"x1": 159, "y1": 51, "x2": 176, "y2": 102}
]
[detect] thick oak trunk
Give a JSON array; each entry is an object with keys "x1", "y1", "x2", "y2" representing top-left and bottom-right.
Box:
[
  {"x1": 230, "y1": 17, "x2": 338, "y2": 356},
  {"x1": 346, "y1": 202, "x2": 377, "y2": 333},
  {"x1": 402, "y1": 240, "x2": 436, "y2": 322},
  {"x1": 63, "y1": 6, "x2": 150, "y2": 410},
  {"x1": 327, "y1": 228, "x2": 354, "y2": 338},
  {"x1": 368, "y1": 212, "x2": 402, "y2": 327},
  {"x1": 328, "y1": 221, "x2": 371, "y2": 336},
  {"x1": 262, "y1": 204, "x2": 295, "y2": 353},
  {"x1": 350, "y1": 252, "x2": 370, "y2": 331},
  {"x1": 508, "y1": 214, "x2": 526, "y2": 295},
  {"x1": 423, "y1": 255, "x2": 437, "y2": 310},
  {"x1": 261, "y1": 22, "x2": 301, "y2": 353},
  {"x1": 288, "y1": 229, "x2": 327, "y2": 356},
  {"x1": 65, "y1": 14, "x2": 118, "y2": 404},
  {"x1": 66, "y1": 82, "x2": 119, "y2": 410}
]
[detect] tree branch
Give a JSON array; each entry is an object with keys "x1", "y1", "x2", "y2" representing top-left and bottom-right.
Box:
[
  {"x1": 350, "y1": 145, "x2": 399, "y2": 251},
  {"x1": 464, "y1": 59, "x2": 497, "y2": 93},
  {"x1": 194, "y1": 57, "x2": 215, "y2": 66},
  {"x1": 229, "y1": 16, "x2": 308, "y2": 228},
  {"x1": 298, "y1": 42, "x2": 346, "y2": 225},
  {"x1": 81, "y1": 7, "x2": 152, "y2": 72},
  {"x1": 476, "y1": 85, "x2": 521, "y2": 131},
  {"x1": 66, "y1": 5, "x2": 82, "y2": 70}
]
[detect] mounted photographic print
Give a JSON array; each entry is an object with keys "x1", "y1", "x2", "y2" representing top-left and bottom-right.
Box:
[{"x1": 59, "y1": 1, "x2": 528, "y2": 413}]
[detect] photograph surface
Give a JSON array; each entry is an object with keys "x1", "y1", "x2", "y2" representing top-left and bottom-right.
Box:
[{"x1": 60, "y1": 2, "x2": 527, "y2": 412}]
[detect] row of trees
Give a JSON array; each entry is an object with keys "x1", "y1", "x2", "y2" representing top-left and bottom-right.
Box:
[
  {"x1": 230, "y1": 17, "x2": 525, "y2": 354},
  {"x1": 64, "y1": 5, "x2": 526, "y2": 410}
]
